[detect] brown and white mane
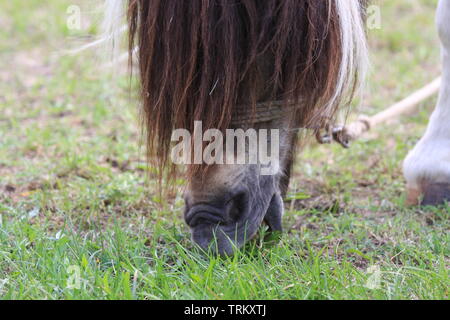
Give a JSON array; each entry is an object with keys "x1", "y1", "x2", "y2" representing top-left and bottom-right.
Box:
[{"x1": 105, "y1": 0, "x2": 368, "y2": 176}]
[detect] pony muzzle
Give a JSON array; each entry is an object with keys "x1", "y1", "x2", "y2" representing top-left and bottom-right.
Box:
[{"x1": 185, "y1": 192, "x2": 283, "y2": 256}]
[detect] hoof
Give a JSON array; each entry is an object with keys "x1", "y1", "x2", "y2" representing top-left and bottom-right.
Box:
[
  {"x1": 422, "y1": 182, "x2": 450, "y2": 206},
  {"x1": 406, "y1": 182, "x2": 450, "y2": 206}
]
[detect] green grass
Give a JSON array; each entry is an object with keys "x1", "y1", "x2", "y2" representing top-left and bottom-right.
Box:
[{"x1": 0, "y1": 0, "x2": 448, "y2": 300}]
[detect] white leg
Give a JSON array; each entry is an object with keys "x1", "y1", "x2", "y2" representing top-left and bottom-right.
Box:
[{"x1": 403, "y1": 0, "x2": 450, "y2": 205}]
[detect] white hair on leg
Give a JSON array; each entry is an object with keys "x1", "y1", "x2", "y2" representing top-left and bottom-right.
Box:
[
  {"x1": 403, "y1": 0, "x2": 450, "y2": 201},
  {"x1": 329, "y1": 0, "x2": 369, "y2": 113}
]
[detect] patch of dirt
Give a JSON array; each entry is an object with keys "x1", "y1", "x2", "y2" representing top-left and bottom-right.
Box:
[
  {"x1": 12, "y1": 49, "x2": 53, "y2": 88},
  {"x1": 1, "y1": 178, "x2": 56, "y2": 203}
]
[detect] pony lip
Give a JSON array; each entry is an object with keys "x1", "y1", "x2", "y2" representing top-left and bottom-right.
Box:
[{"x1": 190, "y1": 222, "x2": 260, "y2": 256}]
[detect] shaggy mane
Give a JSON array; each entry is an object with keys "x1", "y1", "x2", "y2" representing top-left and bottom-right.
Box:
[{"x1": 114, "y1": 0, "x2": 369, "y2": 178}]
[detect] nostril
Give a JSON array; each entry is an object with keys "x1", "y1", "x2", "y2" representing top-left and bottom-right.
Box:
[
  {"x1": 227, "y1": 192, "x2": 248, "y2": 223},
  {"x1": 228, "y1": 203, "x2": 240, "y2": 222},
  {"x1": 185, "y1": 205, "x2": 226, "y2": 228}
]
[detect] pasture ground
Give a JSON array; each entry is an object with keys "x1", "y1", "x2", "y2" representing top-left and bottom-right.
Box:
[{"x1": 0, "y1": 0, "x2": 448, "y2": 299}]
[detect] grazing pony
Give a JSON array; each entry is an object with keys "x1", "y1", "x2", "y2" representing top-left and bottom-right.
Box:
[
  {"x1": 103, "y1": 0, "x2": 449, "y2": 255},
  {"x1": 105, "y1": 0, "x2": 369, "y2": 255}
]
